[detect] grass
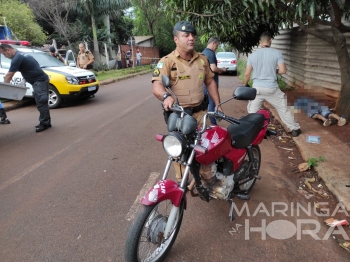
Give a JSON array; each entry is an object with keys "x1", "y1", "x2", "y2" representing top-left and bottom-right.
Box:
[
  {"x1": 237, "y1": 59, "x2": 295, "y2": 91},
  {"x1": 94, "y1": 65, "x2": 153, "y2": 81}
]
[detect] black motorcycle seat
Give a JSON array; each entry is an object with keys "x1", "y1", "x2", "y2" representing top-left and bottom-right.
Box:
[{"x1": 227, "y1": 113, "x2": 265, "y2": 149}]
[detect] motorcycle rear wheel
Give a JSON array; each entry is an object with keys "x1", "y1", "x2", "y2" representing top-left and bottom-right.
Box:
[
  {"x1": 125, "y1": 199, "x2": 184, "y2": 262},
  {"x1": 238, "y1": 145, "x2": 261, "y2": 193}
]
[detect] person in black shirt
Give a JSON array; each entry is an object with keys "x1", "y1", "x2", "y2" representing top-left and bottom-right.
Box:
[
  {"x1": 0, "y1": 44, "x2": 52, "y2": 132},
  {"x1": 202, "y1": 36, "x2": 226, "y2": 125},
  {"x1": 49, "y1": 46, "x2": 65, "y2": 63}
]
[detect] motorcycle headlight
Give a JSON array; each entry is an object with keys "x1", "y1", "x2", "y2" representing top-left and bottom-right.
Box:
[
  {"x1": 66, "y1": 76, "x2": 79, "y2": 85},
  {"x1": 163, "y1": 132, "x2": 186, "y2": 157}
]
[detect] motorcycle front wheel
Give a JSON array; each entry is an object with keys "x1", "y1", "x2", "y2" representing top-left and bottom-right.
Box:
[{"x1": 125, "y1": 199, "x2": 184, "y2": 262}]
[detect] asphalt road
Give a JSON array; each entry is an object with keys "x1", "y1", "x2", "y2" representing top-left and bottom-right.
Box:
[{"x1": 0, "y1": 74, "x2": 349, "y2": 261}]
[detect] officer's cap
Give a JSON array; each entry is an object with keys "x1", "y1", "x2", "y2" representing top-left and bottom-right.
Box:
[
  {"x1": 174, "y1": 21, "x2": 197, "y2": 35},
  {"x1": 49, "y1": 46, "x2": 56, "y2": 53}
]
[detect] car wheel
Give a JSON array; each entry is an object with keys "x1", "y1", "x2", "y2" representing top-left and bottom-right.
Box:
[{"x1": 48, "y1": 85, "x2": 63, "y2": 109}]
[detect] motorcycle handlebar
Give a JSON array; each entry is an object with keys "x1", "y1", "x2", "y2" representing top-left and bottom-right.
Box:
[{"x1": 209, "y1": 111, "x2": 240, "y2": 125}]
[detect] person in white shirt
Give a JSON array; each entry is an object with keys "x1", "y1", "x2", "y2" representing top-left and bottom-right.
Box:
[{"x1": 136, "y1": 49, "x2": 142, "y2": 66}]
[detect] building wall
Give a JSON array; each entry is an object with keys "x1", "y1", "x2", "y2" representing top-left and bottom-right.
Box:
[
  {"x1": 271, "y1": 26, "x2": 350, "y2": 99},
  {"x1": 136, "y1": 39, "x2": 154, "y2": 47},
  {"x1": 120, "y1": 45, "x2": 159, "y2": 68}
]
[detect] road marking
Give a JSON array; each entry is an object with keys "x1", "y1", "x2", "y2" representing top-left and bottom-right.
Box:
[{"x1": 125, "y1": 172, "x2": 160, "y2": 221}]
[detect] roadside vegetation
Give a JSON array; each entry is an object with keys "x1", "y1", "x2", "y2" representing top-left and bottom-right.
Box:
[
  {"x1": 0, "y1": 0, "x2": 46, "y2": 46},
  {"x1": 94, "y1": 65, "x2": 152, "y2": 82}
]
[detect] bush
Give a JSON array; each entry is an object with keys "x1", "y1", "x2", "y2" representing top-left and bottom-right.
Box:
[{"x1": 93, "y1": 61, "x2": 109, "y2": 72}]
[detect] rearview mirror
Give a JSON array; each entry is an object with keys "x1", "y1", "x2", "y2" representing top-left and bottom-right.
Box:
[
  {"x1": 233, "y1": 86, "x2": 256, "y2": 100},
  {"x1": 162, "y1": 74, "x2": 171, "y2": 89}
]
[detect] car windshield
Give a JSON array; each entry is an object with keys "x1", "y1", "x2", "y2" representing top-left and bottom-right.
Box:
[
  {"x1": 216, "y1": 52, "x2": 236, "y2": 59},
  {"x1": 27, "y1": 52, "x2": 65, "y2": 67}
]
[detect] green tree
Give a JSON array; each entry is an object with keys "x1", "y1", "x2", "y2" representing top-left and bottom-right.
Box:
[
  {"x1": 133, "y1": 0, "x2": 206, "y2": 56},
  {"x1": 25, "y1": 0, "x2": 78, "y2": 51},
  {"x1": 0, "y1": 0, "x2": 46, "y2": 46},
  {"x1": 165, "y1": 0, "x2": 350, "y2": 118},
  {"x1": 75, "y1": 0, "x2": 131, "y2": 62}
]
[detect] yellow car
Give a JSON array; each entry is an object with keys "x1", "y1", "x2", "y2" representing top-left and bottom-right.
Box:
[{"x1": 0, "y1": 45, "x2": 99, "y2": 109}]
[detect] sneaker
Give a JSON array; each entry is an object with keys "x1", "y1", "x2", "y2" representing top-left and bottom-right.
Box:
[
  {"x1": 0, "y1": 118, "x2": 10, "y2": 124},
  {"x1": 323, "y1": 119, "x2": 331, "y2": 127},
  {"x1": 338, "y1": 117, "x2": 346, "y2": 126},
  {"x1": 291, "y1": 129, "x2": 301, "y2": 137},
  {"x1": 35, "y1": 124, "x2": 52, "y2": 132}
]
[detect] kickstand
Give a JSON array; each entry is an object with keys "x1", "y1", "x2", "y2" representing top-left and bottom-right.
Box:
[{"x1": 229, "y1": 200, "x2": 235, "y2": 222}]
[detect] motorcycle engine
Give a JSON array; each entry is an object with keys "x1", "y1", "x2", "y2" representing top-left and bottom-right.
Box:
[{"x1": 206, "y1": 163, "x2": 235, "y2": 200}]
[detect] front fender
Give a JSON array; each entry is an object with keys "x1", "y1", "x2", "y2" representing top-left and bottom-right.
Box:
[{"x1": 141, "y1": 180, "x2": 184, "y2": 207}]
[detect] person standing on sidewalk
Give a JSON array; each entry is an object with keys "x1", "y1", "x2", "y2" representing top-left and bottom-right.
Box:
[
  {"x1": 117, "y1": 50, "x2": 122, "y2": 69},
  {"x1": 136, "y1": 49, "x2": 142, "y2": 66},
  {"x1": 0, "y1": 44, "x2": 51, "y2": 132},
  {"x1": 244, "y1": 31, "x2": 301, "y2": 137},
  {"x1": 0, "y1": 101, "x2": 10, "y2": 124},
  {"x1": 202, "y1": 36, "x2": 226, "y2": 125}
]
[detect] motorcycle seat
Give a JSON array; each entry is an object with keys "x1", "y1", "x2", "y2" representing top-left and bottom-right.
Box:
[{"x1": 227, "y1": 113, "x2": 265, "y2": 149}]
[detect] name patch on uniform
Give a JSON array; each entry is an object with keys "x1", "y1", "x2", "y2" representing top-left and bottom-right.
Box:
[
  {"x1": 179, "y1": 75, "x2": 191, "y2": 80},
  {"x1": 153, "y1": 69, "x2": 160, "y2": 77},
  {"x1": 157, "y1": 62, "x2": 164, "y2": 68}
]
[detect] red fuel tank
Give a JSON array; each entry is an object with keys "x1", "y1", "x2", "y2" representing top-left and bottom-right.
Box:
[{"x1": 195, "y1": 126, "x2": 232, "y2": 165}]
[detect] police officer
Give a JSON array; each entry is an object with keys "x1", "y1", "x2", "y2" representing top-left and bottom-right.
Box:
[
  {"x1": 77, "y1": 43, "x2": 94, "y2": 70},
  {"x1": 49, "y1": 46, "x2": 65, "y2": 63},
  {"x1": 152, "y1": 21, "x2": 222, "y2": 185}
]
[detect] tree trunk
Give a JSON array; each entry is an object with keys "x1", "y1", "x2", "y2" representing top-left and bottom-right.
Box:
[
  {"x1": 104, "y1": 15, "x2": 113, "y2": 58},
  {"x1": 91, "y1": 15, "x2": 101, "y2": 62},
  {"x1": 332, "y1": 27, "x2": 350, "y2": 119}
]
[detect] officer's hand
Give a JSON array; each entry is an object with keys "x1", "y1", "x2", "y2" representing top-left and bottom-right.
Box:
[
  {"x1": 217, "y1": 105, "x2": 224, "y2": 113},
  {"x1": 221, "y1": 68, "x2": 227, "y2": 73},
  {"x1": 83, "y1": 64, "x2": 87, "y2": 69},
  {"x1": 163, "y1": 96, "x2": 175, "y2": 111}
]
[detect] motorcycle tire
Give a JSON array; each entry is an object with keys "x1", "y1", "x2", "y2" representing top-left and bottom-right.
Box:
[
  {"x1": 238, "y1": 145, "x2": 261, "y2": 193},
  {"x1": 124, "y1": 199, "x2": 184, "y2": 262}
]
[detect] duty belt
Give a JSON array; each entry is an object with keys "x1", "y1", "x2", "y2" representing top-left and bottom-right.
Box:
[{"x1": 184, "y1": 95, "x2": 209, "y2": 115}]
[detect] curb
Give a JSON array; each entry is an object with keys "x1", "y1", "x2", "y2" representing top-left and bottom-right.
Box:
[
  {"x1": 99, "y1": 69, "x2": 153, "y2": 86},
  {"x1": 2, "y1": 69, "x2": 153, "y2": 112}
]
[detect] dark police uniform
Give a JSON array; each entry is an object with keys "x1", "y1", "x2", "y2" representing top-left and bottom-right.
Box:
[{"x1": 9, "y1": 51, "x2": 51, "y2": 129}]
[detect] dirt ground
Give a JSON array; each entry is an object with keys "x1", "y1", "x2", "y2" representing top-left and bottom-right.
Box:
[
  {"x1": 266, "y1": 109, "x2": 350, "y2": 252},
  {"x1": 308, "y1": 113, "x2": 350, "y2": 147}
]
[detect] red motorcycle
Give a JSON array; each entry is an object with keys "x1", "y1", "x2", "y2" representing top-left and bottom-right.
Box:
[{"x1": 125, "y1": 75, "x2": 276, "y2": 261}]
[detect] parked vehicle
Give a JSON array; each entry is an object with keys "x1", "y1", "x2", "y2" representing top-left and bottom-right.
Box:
[
  {"x1": 216, "y1": 51, "x2": 237, "y2": 75},
  {"x1": 0, "y1": 25, "x2": 12, "y2": 40},
  {"x1": 0, "y1": 45, "x2": 99, "y2": 108},
  {"x1": 124, "y1": 75, "x2": 276, "y2": 261}
]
